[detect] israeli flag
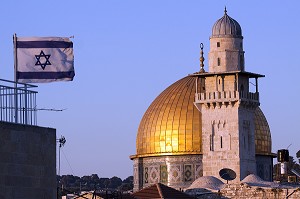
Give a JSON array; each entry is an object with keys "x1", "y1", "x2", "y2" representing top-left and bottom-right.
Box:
[{"x1": 15, "y1": 37, "x2": 75, "y2": 83}]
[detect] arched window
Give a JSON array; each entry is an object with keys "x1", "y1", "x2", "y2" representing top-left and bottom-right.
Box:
[
  {"x1": 220, "y1": 136, "x2": 223, "y2": 148},
  {"x1": 240, "y1": 54, "x2": 244, "y2": 70},
  {"x1": 240, "y1": 84, "x2": 244, "y2": 97},
  {"x1": 210, "y1": 135, "x2": 212, "y2": 151}
]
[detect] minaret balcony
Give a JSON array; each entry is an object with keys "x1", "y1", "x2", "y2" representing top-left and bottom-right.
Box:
[{"x1": 195, "y1": 91, "x2": 259, "y2": 104}]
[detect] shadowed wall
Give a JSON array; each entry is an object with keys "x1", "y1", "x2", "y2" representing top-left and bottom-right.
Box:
[{"x1": 0, "y1": 122, "x2": 56, "y2": 199}]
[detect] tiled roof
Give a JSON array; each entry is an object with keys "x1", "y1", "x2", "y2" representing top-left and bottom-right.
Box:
[{"x1": 132, "y1": 183, "x2": 194, "y2": 199}]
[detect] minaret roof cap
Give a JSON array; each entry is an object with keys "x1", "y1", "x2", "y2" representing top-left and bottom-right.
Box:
[{"x1": 212, "y1": 8, "x2": 242, "y2": 38}]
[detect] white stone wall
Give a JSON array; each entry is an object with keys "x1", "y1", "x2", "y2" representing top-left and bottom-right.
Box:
[
  {"x1": 201, "y1": 101, "x2": 242, "y2": 182},
  {"x1": 200, "y1": 72, "x2": 257, "y2": 183},
  {"x1": 223, "y1": 75, "x2": 236, "y2": 91},
  {"x1": 187, "y1": 184, "x2": 300, "y2": 199},
  {"x1": 209, "y1": 37, "x2": 244, "y2": 72},
  {"x1": 238, "y1": 107, "x2": 257, "y2": 179},
  {"x1": 220, "y1": 184, "x2": 300, "y2": 199}
]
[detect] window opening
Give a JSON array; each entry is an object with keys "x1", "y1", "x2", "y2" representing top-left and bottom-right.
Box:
[
  {"x1": 220, "y1": 136, "x2": 223, "y2": 148},
  {"x1": 240, "y1": 54, "x2": 244, "y2": 70},
  {"x1": 210, "y1": 135, "x2": 212, "y2": 151}
]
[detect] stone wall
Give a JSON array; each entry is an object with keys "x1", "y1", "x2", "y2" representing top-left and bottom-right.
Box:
[
  {"x1": 220, "y1": 184, "x2": 300, "y2": 199},
  {"x1": 0, "y1": 122, "x2": 56, "y2": 199},
  {"x1": 256, "y1": 155, "x2": 273, "y2": 181},
  {"x1": 187, "y1": 184, "x2": 300, "y2": 199},
  {"x1": 208, "y1": 37, "x2": 244, "y2": 72}
]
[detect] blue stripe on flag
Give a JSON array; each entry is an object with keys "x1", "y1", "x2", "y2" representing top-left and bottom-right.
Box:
[
  {"x1": 17, "y1": 71, "x2": 75, "y2": 79},
  {"x1": 16, "y1": 41, "x2": 73, "y2": 48}
]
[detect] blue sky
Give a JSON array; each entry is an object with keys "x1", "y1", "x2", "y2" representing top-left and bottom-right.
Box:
[{"x1": 0, "y1": 1, "x2": 299, "y2": 179}]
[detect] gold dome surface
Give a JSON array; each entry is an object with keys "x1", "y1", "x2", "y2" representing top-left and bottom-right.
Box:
[
  {"x1": 135, "y1": 76, "x2": 201, "y2": 158},
  {"x1": 134, "y1": 75, "x2": 272, "y2": 158},
  {"x1": 254, "y1": 107, "x2": 272, "y2": 155}
]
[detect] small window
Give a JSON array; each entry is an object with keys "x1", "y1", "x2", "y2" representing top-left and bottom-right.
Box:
[
  {"x1": 220, "y1": 136, "x2": 223, "y2": 148},
  {"x1": 210, "y1": 135, "x2": 212, "y2": 151},
  {"x1": 217, "y1": 42, "x2": 220, "y2": 47},
  {"x1": 217, "y1": 58, "x2": 221, "y2": 66},
  {"x1": 240, "y1": 54, "x2": 244, "y2": 69}
]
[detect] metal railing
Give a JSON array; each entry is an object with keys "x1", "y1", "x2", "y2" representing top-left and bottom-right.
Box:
[{"x1": 0, "y1": 79, "x2": 37, "y2": 125}]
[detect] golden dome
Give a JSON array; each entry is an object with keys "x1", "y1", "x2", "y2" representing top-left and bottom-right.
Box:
[
  {"x1": 135, "y1": 76, "x2": 201, "y2": 158},
  {"x1": 254, "y1": 107, "x2": 272, "y2": 155},
  {"x1": 133, "y1": 75, "x2": 272, "y2": 158}
]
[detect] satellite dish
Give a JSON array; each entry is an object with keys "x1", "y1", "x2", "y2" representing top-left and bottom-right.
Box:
[{"x1": 219, "y1": 168, "x2": 236, "y2": 183}]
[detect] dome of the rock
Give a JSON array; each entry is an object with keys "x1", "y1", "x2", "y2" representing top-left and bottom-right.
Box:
[
  {"x1": 131, "y1": 9, "x2": 275, "y2": 192},
  {"x1": 133, "y1": 75, "x2": 272, "y2": 158}
]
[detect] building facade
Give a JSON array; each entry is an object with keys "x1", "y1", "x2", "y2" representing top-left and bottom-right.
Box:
[{"x1": 0, "y1": 122, "x2": 56, "y2": 199}]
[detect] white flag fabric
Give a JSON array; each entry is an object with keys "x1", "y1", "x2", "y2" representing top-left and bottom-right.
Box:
[{"x1": 16, "y1": 37, "x2": 75, "y2": 83}]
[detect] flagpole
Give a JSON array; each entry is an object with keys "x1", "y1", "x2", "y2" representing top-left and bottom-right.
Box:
[{"x1": 13, "y1": 33, "x2": 18, "y2": 123}]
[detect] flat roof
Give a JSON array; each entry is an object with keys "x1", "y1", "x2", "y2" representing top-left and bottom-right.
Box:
[{"x1": 189, "y1": 70, "x2": 265, "y2": 78}]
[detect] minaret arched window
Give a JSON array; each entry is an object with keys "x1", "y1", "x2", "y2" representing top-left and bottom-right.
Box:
[
  {"x1": 240, "y1": 54, "x2": 244, "y2": 70},
  {"x1": 220, "y1": 136, "x2": 223, "y2": 148},
  {"x1": 240, "y1": 84, "x2": 244, "y2": 97},
  {"x1": 217, "y1": 58, "x2": 221, "y2": 66},
  {"x1": 217, "y1": 42, "x2": 220, "y2": 47}
]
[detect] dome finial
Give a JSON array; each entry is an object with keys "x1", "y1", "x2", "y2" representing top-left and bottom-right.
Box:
[
  {"x1": 199, "y1": 43, "x2": 205, "y2": 73},
  {"x1": 212, "y1": 6, "x2": 242, "y2": 37}
]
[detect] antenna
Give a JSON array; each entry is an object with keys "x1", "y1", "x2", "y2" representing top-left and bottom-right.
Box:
[
  {"x1": 35, "y1": 106, "x2": 67, "y2": 112},
  {"x1": 57, "y1": 136, "x2": 66, "y2": 176},
  {"x1": 291, "y1": 169, "x2": 300, "y2": 178}
]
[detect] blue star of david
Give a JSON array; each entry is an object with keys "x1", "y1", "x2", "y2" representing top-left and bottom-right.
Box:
[{"x1": 35, "y1": 50, "x2": 51, "y2": 70}]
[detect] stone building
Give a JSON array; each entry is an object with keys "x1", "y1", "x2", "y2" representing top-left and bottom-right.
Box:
[
  {"x1": 130, "y1": 9, "x2": 275, "y2": 191},
  {"x1": 0, "y1": 122, "x2": 56, "y2": 199},
  {"x1": 0, "y1": 81, "x2": 56, "y2": 199}
]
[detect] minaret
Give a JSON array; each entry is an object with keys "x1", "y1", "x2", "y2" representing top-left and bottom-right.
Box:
[
  {"x1": 208, "y1": 7, "x2": 245, "y2": 72},
  {"x1": 194, "y1": 9, "x2": 264, "y2": 182}
]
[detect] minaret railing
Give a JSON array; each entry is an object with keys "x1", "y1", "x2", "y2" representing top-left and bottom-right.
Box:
[{"x1": 195, "y1": 91, "x2": 259, "y2": 104}]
